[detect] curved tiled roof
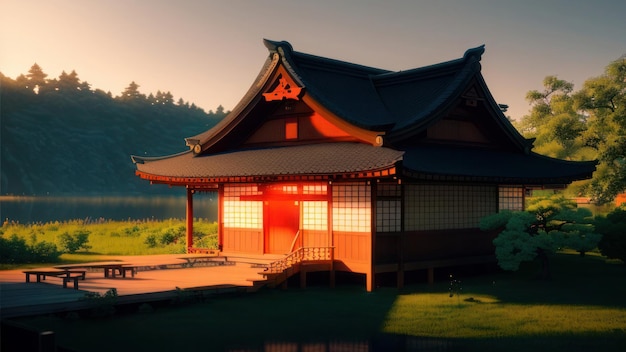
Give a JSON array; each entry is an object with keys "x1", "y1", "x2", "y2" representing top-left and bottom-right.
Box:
[
  {"x1": 401, "y1": 145, "x2": 597, "y2": 184},
  {"x1": 135, "y1": 143, "x2": 403, "y2": 179},
  {"x1": 132, "y1": 40, "x2": 596, "y2": 186},
  {"x1": 268, "y1": 39, "x2": 486, "y2": 134},
  {"x1": 187, "y1": 40, "x2": 520, "y2": 150}
]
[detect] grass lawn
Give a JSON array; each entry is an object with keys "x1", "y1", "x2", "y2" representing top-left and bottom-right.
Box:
[
  {"x1": 0, "y1": 218, "x2": 218, "y2": 269},
  {"x1": 13, "y1": 251, "x2": 626, "y2": 351}
]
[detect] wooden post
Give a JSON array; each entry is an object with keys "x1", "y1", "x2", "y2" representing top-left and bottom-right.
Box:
[
  {"x1": 186, "y1": 188, "x2": 194, "y2": 253},
  {"x1": 300, "y1": 269, "x2": 307, "y2": 289},
  {"x1": 329, "y1": 247, "x2": 335, "y2": 288},
  {"x1": 367, "y1": 181, "x2": 376, "y2": 292},
  {"x1": 328, "y1": 182, "x2": 335, "y2": 289},
  {"x1": 397, "y1": 180, "x2": 405, "y2": 289},
  {"x1": 218, "y1": 185, "x2": 224, "y2": 252}
]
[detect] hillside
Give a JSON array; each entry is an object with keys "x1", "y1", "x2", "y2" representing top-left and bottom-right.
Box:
[{"x1": 0, "y1": 69, "x2": 225, "y2": 196}]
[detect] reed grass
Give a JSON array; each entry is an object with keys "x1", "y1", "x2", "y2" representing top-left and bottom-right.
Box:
[{"x1": 0, "y1": 218, "x2": 218, "y2": 268}]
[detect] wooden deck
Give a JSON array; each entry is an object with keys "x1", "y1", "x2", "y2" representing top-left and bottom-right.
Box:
[{"x1": 0, "y1": 253, "x2": 283, "y2": 318}]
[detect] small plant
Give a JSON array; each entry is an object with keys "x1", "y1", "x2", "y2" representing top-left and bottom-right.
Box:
[
  {"x1": 137, "y1": 303, "x2": 154, "y2": 314},
  {"x1": 171, "y1": 286, "x2": 194, "y2": 305},
  {"x1": 84, "y1": 288, "x2": 118, "y2": 318},
  {"x1": 144, "y1": 234, "x2": 158, "y2": 248},
  {"x1": 449, "y1": 274, "x2": 462, "y2": 297},
  {"x1": 57, "y1": 230, "x2": 91, "y2": 253},
  {"x1": 449, "y1": 274, "x2": 462, "y2": 305}
]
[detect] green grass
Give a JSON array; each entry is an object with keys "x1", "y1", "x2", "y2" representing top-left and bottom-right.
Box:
[
  {"x1": 0, "y1": 218, "x2": 218, "y2": 269},
  {"x1": 13, "y1": 252, "x2": 626, "y2": 351}
]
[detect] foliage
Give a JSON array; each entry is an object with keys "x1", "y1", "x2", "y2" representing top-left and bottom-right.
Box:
[
  {"x1": 1, "y1": 66, "x2": 228, "y2": 196},
  {"x1": 57, "y1": 230, "x2": 92, "y2": 253},
  {"x1": 0, "y1": 233, "x2": 61, "y2": 264},
  {"x1": 481, "y1": 196, "x2": 601, "y2": 277},
  {"x1": 515, "y1": 75, "x2": 588, "y2": 160},
  {"x1": 595, "y1": 207, "x2": 626, "y2": 263},
  {"x1": 15, "y1": 253, "x2": 626, "y2": 351},
  {"x1": 515, "y1": 56, "x2": 626, "y2": 203},
  {"x1": 1, "y1": 218, "x2": 218, "y2": 260},
  {"x1": 83, "y1": 288, "x2": 118, "y2": 318}
]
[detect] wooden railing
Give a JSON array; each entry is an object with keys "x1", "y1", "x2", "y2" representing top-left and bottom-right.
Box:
[{"x1": 265, "y1": 247, "x2": 334, "y2": 274}]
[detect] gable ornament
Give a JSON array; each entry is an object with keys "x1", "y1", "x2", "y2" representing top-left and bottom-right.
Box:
[{"x1": 263, "y1": 75, "x2": 303, "y2": 101}]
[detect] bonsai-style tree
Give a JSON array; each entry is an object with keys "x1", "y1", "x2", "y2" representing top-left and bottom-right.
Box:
[{"x1": 480, "y1": 196, "x2": 601, "y2": 279}]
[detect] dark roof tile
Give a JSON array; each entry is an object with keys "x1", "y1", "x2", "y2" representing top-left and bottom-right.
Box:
[{"x1": 136, "y1": 143, "x2": 403, "y2": 178}]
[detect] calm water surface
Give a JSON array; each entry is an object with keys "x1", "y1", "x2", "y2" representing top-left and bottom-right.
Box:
[{"x1": 0, "y1": 195, "x2": 218, "y2": 223}]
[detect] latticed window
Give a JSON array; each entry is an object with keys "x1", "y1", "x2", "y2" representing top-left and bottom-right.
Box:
[
  {"x1": 332, "y1": 182, "x2": 371, "y2": 232},
  {"x1": 404, "y1": 184, "x2": 497, "y2": 231},
  {"x1": 303, "y1": 183, "x2": 327, "y2": 195},
  {"x1": 498, "y1": 186, "x2": 524, "y2": 211},
  {"x1": 223, "y1": 184, "x2": 263, "y2": 229},
  {"x1": 376, "y1": 183, "x2": 401, "y2": 232},
  {"x1": 303, "y1": 201, "x2": 328, "y2": 231}
]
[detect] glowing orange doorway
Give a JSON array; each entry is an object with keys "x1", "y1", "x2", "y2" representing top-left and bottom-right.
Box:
[{"x1": 266, "y1": 200, "x2": 300, "y2": 254}]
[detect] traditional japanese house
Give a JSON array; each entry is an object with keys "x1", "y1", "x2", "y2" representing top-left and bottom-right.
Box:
[{"x1": 132, "y1": 39, "x2": 596, "y2": 291}]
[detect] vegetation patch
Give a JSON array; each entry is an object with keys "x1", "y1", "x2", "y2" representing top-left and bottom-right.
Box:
[
  {"x1": 13, "y1": 252, "x2": 626, "y2": 352},
  {"x1": 0, "y1": 218, "x2": 217, "y2": 267}
]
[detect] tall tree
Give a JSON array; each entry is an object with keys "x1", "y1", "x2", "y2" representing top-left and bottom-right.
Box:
[
  {"x1": 26, "y1": 63, "x2": 48, "y2": 94},
  {"x1": 120, "y1": 81, "x2": 145, "y2": 101},
  {"x1": 56, "y1": 70, "x2": 80, "y2": 92},
  {"x1": 573, "y1": 56, "x2": 626, "y2": 203},
  {"x1": 155, "y1": 90, "x2": 174, "y2": 105},
  {"x1": 516, "y1": 76, "x2": 589, "y2": 160}
]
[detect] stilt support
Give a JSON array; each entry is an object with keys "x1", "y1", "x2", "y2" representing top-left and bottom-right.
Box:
[{"x1": 186, "y1": 188, "x2": 194, "y2": 252}]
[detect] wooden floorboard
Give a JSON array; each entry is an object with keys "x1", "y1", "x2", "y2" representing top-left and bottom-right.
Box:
[{"x1": 0, "y1": 254, "x2": 273, "y2": 318}]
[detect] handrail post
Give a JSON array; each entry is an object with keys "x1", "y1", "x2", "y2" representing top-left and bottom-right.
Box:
[{"x1": 289, "y1": 230, "x2": 301, "y2": 253}]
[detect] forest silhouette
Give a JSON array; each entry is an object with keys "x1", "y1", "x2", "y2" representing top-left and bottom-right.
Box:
[{"x1": 1, "y1": 64, "x2": 227, "y2": 196}]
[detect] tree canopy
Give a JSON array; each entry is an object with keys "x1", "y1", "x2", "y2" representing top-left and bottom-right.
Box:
[
  {"x1": 515, "y1": 55, "x2": 626, "y2": 203},
  {"x1": 480, "y1": 196, "x2": 601, "y2": 279},
  {"x1": 1, "y1": 64, "x2": 228, "y2": 196}
]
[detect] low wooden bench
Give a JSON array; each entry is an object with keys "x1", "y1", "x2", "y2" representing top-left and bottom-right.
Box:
[
  {"x1": 23, "y1": 270, "x2": 86, "y2": 289},
  {"x1": 88, "y1": 264, "x2": 137, "y2": 278},
  {"x1": 177, "y1": 255, "x2": 226, "y2": 268},
  {"x1": 55, "y1": 263, "x2": 138, "y2": 278}
]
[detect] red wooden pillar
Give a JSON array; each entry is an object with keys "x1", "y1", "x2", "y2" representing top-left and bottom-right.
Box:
[
  {"x1": 328, "y1": 181, "x2": 335, "y2": 288},
  {"x1": 186, "y1": 188, "x2": 194, "y2": 253},
  {"x1": 367, "y1": 181, "x2": 376, "y2": 292},
  {"x1": 217, "y1": 185, "x2": 224, "y2": 252}
]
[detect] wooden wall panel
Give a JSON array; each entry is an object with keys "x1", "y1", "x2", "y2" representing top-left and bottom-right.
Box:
[
  {"x1": 302, "y1": 230, "x2": 329, "y2": 248},
  {"x1": 223, "y1": 228, "x2": 263, "y2": 254},
  {"x1": 333, "y1": 232, "x2": 369, "y2": 262},
  {"x1": 401, "y1": 229, "x2": 497, "y2": 262}
]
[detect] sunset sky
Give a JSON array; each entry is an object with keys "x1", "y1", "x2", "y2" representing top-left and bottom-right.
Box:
[{"x1": 2, "y1": 0, "x2": 624, "y2": 120}]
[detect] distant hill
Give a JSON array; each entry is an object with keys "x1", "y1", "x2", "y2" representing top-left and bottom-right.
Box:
[{"x1": 0, "y1": 68, "x2": 226, "y2": 196}]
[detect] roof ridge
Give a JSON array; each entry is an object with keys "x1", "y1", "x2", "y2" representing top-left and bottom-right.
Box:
[{"x1": 373, "y1": 45, "x2": 485, "y2": 86}]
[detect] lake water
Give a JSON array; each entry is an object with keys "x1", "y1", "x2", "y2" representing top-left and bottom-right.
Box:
[{"x1": 0, "y1": 195, "x2": 218, "y2": 224}]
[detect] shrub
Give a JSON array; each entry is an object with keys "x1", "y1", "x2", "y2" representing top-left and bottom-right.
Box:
[
  {"x1": 144, "y1": 234, "x2": 158, "y2": 248},
  {"x1": 84, "y1": 288, "x2": 118, "y2": 318},
  {"x1": 159, "y1": 229, "x2": 178, "y2": 245},
  {"x1": 481, "y1": 196, "x2": 601, "y2": 278},
  {"x1": 30, "y1": 241, "x2": 62, "y2": 262},
  {"x1": 595, "y1": 208, "x2": 626, "y2": 263},
  {"x1": 159, "y1": 226, "x2": 185, "y2": 245},
  {"x1": 0, "y1": 235, "x2": 30, "y2": 263},
  {"x1": 57, "y1": 230, "x2": 92, "y2": 253},
  {"x1": 0, "y1": 234, "x2": 61, "y2": 263}
]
